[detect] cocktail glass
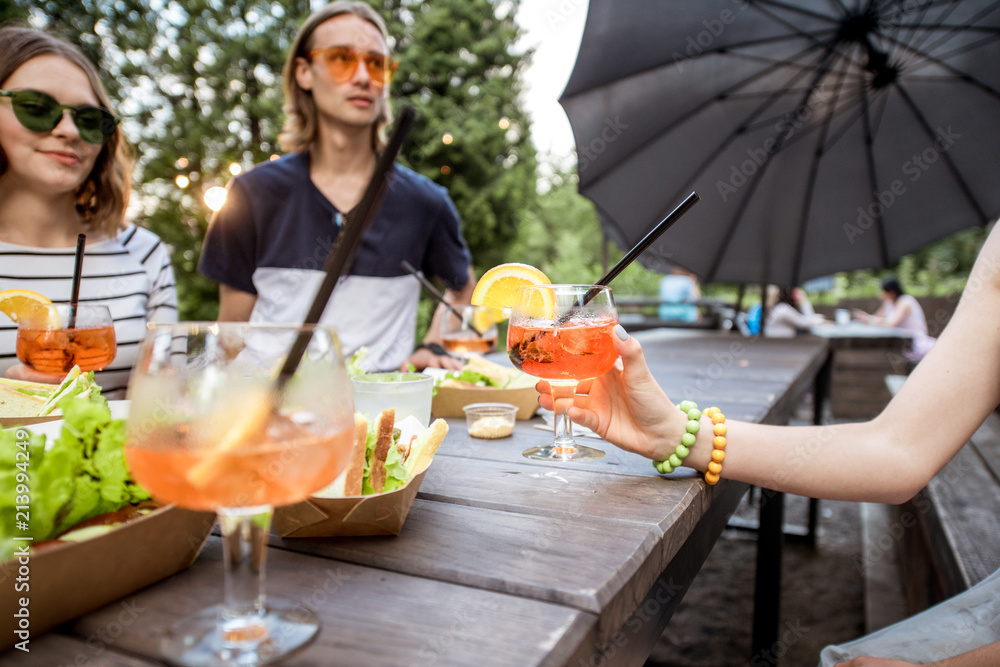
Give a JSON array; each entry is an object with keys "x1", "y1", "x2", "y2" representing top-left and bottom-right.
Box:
[
  {"x1": 440, "y1": 305, "x2": 499, "y2": 357},
  {"x1": 124, "y1": 322, "x2": 355, "y2": 666},
  {"x1": 16, "y1": 303, "x2": 116, "y2": 373},
  {"x1": 507, "y1": 284, "x2": 619, "y2": 461},
  {"x1": 350, "y1": 371, "x2": 434, "y2": 427}
]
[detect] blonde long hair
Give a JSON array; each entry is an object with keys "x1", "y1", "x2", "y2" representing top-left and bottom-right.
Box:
[
  {"x1": 0, "y1": 25, "x2": 133, "y2": 237},
  {"x1": 278, "y1": 1, "x2": 394, "y2": 154}
]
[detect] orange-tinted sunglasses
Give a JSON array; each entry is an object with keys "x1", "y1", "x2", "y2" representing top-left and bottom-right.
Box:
[{"x1": 308, "y1": 46, "x2": 398, "y2": 85}]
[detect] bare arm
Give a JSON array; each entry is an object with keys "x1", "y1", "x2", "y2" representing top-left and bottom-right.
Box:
[
  {"x1": 217, "y1": 284, "x2": 257, "y2": 322},
  {"x1": 546, "y1": 225, "x2": 1000, "y2": 504}
]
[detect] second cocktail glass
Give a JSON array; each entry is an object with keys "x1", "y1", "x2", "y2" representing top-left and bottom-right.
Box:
[
  {"x1": 507, "y1": 284, "x2": 618, "y2": 461},
  {"x1": 124, "y1": 322, "x2": 355, "y2": 666},
  {"x1": 16, "y1": 303, "x2": 116, "y2": 373}
]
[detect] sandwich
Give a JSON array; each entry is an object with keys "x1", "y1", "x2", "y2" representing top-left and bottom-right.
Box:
[
  {"x1": 437, "y1": 355, "x2": 536, "y2": 390},
  {"x1": 0, "y1": 366, "x2": 100, "y2": 419},
  {"x1": 0, "y1": 380, "x2": 48, "y2": 417},
  {"x1": 316, "y1": 409, "x2": 448, "y2": 498}
]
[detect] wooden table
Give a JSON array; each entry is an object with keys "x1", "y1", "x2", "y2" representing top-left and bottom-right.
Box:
[
  {"x1": 19, "y1": 332, "x2": 829, "y2": 667},
  {"x1": 809, "y1": 323, "x2": 913, "y2": 418}
]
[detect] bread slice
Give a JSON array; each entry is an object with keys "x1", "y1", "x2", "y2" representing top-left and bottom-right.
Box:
[
  {"x1": 0, "y1": 385, "x2": 46, "y2": 418},
  {"x1": 405, "y1": 418, "x2": 449, "y2": 475},
  {"x1": 342, "y1": 413, "x2": 369, "y2": 496},
  {"x1": 367, "y1": 408, "x2": 396, "y2": 494}
]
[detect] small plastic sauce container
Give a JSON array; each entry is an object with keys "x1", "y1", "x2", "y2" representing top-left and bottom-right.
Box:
[{"x1": 463, "y1": 402, "x2": 518, "y2": 439}]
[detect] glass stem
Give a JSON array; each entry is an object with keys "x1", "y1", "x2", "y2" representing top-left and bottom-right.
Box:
[
  {"x1": 218, "y1": 505, "x2": 271, "y2": 645},
  {"x1": 549, "y1": 379, "x2": 579, "y2": 451}
]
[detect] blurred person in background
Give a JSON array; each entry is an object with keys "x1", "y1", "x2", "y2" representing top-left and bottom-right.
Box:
[
  {"x1": 763, "y1": 285, "x2": 824, "y2": 337},
  {"x1": 198, "y1": 1, "x2": 474, "y2": 372},
  {"x1": 657, "y1": 266, "x2": 700, "y2": 323},
  {"x1": 853, "y1": 278, "x2": 935, "y2": 362}
]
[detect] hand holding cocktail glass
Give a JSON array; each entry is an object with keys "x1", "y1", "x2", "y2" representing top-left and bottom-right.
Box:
[
  {"x1": 476, "y1": 193, "x2": 700, "y2": 463},
  {"x1": 508, "y1": 284, "x2": 618, "y2": 461}
]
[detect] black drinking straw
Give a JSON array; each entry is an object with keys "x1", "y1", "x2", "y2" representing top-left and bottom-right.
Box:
[
  {"x1": 400, "y1": 260, "x2": 485, "y2": 336},
  {"x1": 554, "y1": 192, "x2": 701, "y2": 327},
  {"x1": 585, "y1": 191, "x2": 700, "y2": 305},
  {"x1": 275, "y1": 106, "x2": 417, "y2": 387},
  {"x1": 67, "y1": 234, "x2": 86, "y2": 329}
]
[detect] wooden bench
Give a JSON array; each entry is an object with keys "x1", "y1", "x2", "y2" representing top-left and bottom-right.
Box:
[{"x1": 866, "y1": 375, "x2": 1000, "y2": 628}]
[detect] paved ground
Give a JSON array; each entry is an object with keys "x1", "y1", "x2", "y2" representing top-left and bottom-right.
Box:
[{"x1": 645, "y1": 492, "x2": 865, "y2": 666}]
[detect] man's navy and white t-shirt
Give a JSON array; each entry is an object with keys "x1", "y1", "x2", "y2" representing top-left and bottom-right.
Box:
[
  {"x1": 0, "y1": 225, "x2": 178, "y2": 398},
  {"x1": 198, "y1": 151, "x2": 472, "y2": 372}
]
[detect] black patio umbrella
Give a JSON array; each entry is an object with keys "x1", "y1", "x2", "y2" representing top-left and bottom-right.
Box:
[{"x1": 559, "y1": 0, "x2": 1000, "y2": 286}]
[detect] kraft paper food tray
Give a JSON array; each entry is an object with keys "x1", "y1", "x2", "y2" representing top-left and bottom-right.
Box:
[
  {"x1": 0, "y1": 504, "x2": 215, "y2": 651},
  {"x1": 432, "y1": 385, "x2": 539, "y2": 420},
  {"x1": 273, "y1": 468, "x2": 429, "y2": 538},
  {"x1": 0, "y1": 415, "x2": 61, "y2": 429}
]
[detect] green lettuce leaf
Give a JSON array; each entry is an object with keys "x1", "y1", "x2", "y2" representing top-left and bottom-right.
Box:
[{"x1": 0, "y1": 395, "x2": 149, "y2": 561}]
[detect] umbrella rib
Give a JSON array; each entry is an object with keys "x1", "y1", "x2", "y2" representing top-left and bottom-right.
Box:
[
  {"x1": 828, "y1": 0, "x2": 851, "y2": 17},
  {"x1": 706, "y1": 44, "x2": 842, "y2": 282},
  {"x1": 752, "y1": 1, "x2": 844, "y2": 50},
  {"x1": 899, "y1": 0, "x2": 964, "y2": 55},
  {"x1": 577, "y1": 41, "x2": 828, "y2": 189},
  {"x1": 858, "y1": 83, "x2": 891, "y2": 267},
  {"x1": 754, "y1": 0, "x2": 844, "y2": 25},
  {"x1": 880, "y1": 0, "x2": 934, "y2": 58},
  {"x1": 558, "y1": 31, "x2": 837, "y2": 102},
  {"x1": 906, "y1": 32, "x2": 1000, "y2": 69},
  {"x1": 885, "y1": 23, "x2": 1000, "y2": 32},
  {"x1": 791, "y1": 49, "x2": 855, "y2": 284},
  {"x1": 654, "y1": 59, "x2": 825, "y2": 232},
  {"x1": 892, "y1": 82, "x2": 990, "y2": 224},
  {"x1": 899, "y1": 1, "x2": 1000, "y2": 56},
  {"x1": 879, "y1": 31, "x2": 1000, "y2": 102}
]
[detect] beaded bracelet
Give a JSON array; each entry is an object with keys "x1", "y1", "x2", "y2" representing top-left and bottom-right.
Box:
[
  {"x1": 702, "y1": 406, "x2": 727, "y2": 485},
  {"x1": 652, "y1": 400, "x2": 701, "y2": 474},
  {"x1": 652, "y1": 401, "x2": 727, "y2": 485}
]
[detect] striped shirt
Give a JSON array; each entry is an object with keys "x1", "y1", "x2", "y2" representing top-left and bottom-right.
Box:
[{"x1": 0, "y1": 224, "x2": 178, "y2": 398}]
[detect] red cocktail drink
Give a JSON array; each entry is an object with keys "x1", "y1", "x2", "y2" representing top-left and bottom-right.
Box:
[
  {"x1": 507, "y1": 284, "x2": 618, "y2": 462},
  {"x1": 507, "y1": 317, "x2": 618, "y2": 380},
  {"x1": 17, "y1": 324, "x2": 116, "y2": 372}
]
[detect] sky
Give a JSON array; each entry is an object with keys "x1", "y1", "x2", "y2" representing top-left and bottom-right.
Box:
[{"x1": 514, "y1": 0, "x2": 589, "y2": 163}]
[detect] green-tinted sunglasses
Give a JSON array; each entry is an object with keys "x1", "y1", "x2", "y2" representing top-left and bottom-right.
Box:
[{"x1": 0, "y1": 89, "x2": 118, "y2": 145}]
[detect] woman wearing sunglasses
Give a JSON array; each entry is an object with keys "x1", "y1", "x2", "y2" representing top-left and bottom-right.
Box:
[
  {"x1": 198, "y1": 1, "x2": 476, "y2": 374},
  {"x1": 0, "y1": 26, "x2": 177, "y2": 397}
]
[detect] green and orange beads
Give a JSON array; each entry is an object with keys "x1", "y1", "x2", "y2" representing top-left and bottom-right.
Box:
[{"x1": 653, "y1": 400, "x2": 727, "y2": 485}]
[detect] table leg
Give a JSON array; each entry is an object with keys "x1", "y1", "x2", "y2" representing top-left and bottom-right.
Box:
[{"x1": 751, "y1": 487, "x2": 784, "y2": 664}]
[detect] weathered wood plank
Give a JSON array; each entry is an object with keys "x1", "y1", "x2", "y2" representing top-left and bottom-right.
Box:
[
  {"x1": 69, "y1": 537, "x2": 595, "y2": 667},
  {"x1": 925, "y1": 443, "x2": 1000, "y2": 588},
  {"x1": 271, "y1": 499, "x2": 656, "y2": 615}
]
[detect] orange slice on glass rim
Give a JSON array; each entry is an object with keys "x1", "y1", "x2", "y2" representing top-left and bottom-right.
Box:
[
  {"x1": 0, "y1": 288, "x2": 53, "y2": 324},
  {"x1": 471, "y1": 263, "x2": 555, "y2": 320}
]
